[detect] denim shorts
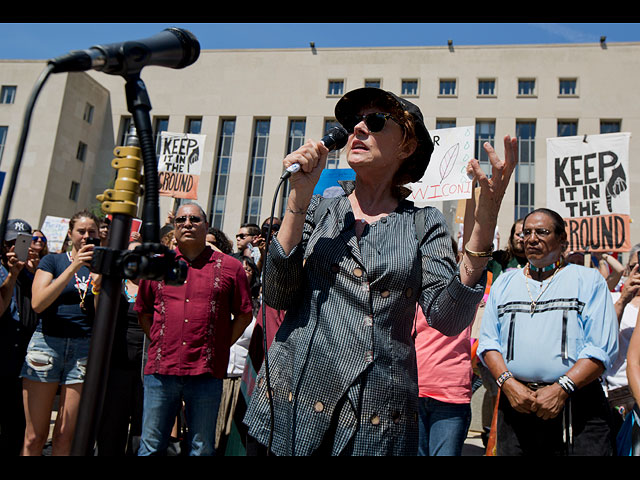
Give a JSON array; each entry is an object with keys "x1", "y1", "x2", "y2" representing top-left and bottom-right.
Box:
[{"x1": 20, "y1": 330, "x2": 91, "y2": 385}]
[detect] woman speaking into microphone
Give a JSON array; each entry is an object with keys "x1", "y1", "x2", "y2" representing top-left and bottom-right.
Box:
[{"x1": 244, "y1": 88, "x2": 518, "y2": 456}]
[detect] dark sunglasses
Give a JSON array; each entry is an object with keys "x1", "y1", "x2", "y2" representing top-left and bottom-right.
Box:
[
  {"x1": 342, "y1": 112, "x2": 399, "y2": 133},
  {"x1": 32, "y1": 235, "x2": 47, "y2": 243},
  {"x1": 174, "y1": 215, "x2": 203, "y2": 225},
  {"x1": 236, "y1": 233, "x2": 254, "y2": 240}
]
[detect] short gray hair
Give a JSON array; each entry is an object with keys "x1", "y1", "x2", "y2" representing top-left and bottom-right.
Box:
[{"x1": 175, "y1": 201, "x2": 207, "y2": 222}]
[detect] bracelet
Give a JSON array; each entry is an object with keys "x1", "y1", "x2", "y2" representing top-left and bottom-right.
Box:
[
  {"x1": 286, "y1": 205, "x2": 309, "y2": 215},
  {"x1": 496, "y1": 370, "x2": 514, "y2": 388},
  {"x1": 557, "y1": 375, "x2": 576, "y2": 395},
  {"x1": 464, "y1": 244, "x2": 494, "y2": 258},
  {"x1": 461, "y1": 258, "x2": 485, "y2": 277}
]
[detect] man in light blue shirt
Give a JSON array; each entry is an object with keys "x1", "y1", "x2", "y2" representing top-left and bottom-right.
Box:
[{"x1": 478, "y1": 208, "x2": 619, "y2": 456}]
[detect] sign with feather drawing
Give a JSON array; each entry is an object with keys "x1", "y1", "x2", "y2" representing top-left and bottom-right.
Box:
[{"x1": 408, "y1": 125, "x2": 474, "y2": 206}]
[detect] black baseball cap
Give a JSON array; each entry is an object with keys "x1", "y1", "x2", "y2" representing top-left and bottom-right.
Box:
[
  {"x1": 5, "y1": 219, "x2": 32, "y2": 241},
  {"x1": 334, "y1": 87, "x2": 434, "y2": 182}
]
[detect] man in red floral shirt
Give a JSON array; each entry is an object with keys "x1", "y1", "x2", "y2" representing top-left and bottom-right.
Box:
[{"x1": 135, "y1": 202, "x2": 253, "y2": 456}]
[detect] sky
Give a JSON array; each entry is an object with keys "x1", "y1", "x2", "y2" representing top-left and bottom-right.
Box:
[{"x1": 1, "y1": 22, "x2": 639, "y2": 61}]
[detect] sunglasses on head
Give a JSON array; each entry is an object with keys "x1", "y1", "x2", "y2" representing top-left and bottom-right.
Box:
[
  {"x1": 342, "y1": 112, "x2": 399, "y2": 134},
  {"x1": 174, "y1": 215, "x2": 203, "y2": 225}
]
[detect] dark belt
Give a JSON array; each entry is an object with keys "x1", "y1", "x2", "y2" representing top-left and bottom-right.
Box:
[{"x1": 523, "y1": 381, "x2": 553, "y2": 391}]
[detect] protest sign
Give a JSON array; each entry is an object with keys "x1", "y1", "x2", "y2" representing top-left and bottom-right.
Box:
[
  {"x1": 407, "y1": 126, "x2": 475, "y2": 206},
  {"x1": 105, "y1": 214, "x2": 142, "y2": 242},
  {"x1": 40, "y1": 216, "x2": 70, "y2": 253},
  {"x1": 313, "y1": 168, "x2": 356, "y2": 197},
  {"x1": 546, "y1": 132, "x2": 631, "y2": 252},
  {"x1": 157, "y1": 132, "x2": 205, "y2": 199}
]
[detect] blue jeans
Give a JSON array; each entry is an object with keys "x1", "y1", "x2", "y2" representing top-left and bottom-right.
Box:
[
  {"x1": 20, "y1": 331, "x2": 90, "y2": 385},
  {"x1": 138, "y1": 374, "x2": 222, "y2": 456},
  {"x1": 417, "y1": 397, "x2": 471, "y2": 456}
]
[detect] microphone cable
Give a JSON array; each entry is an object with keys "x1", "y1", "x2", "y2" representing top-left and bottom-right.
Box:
[
  {"x1": 259, "y1": 175, "x2": 288, "y2": 455},
  {"x1": 258, "y1": 126, "x2": 348, "y2": 454},
  {"x1": 0, "y1": 64, "x2": 54, "y2": 246}
]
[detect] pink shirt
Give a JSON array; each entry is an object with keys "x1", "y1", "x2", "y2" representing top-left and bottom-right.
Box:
[
  {"x1": 414, "y1": 305, "x2": 473, "y2": 404},
  {"x1": 135, "y1": 246, "x2": 253, "y2": 378}
]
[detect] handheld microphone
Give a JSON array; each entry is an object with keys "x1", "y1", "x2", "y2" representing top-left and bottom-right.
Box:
[
  {"x1": 47, "y1": 27, "x2": 200, "y2": 76},
  {"x1": 281, "y1": 125, "x2": 349, "y2": 179}
]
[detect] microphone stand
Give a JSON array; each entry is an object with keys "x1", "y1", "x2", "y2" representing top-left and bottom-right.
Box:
[{"x1": 70, "y1": 73, "x2": 159, "y2": 455}]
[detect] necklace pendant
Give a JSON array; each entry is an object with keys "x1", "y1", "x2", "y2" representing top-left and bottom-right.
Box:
[{"x1": 530, "y1": 302, "x2": 536, "y2": 314}]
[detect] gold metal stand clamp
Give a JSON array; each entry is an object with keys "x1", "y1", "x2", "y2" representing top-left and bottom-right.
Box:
[{"x1": 95, "y1": 145, "x2": 143, "y2": 217}]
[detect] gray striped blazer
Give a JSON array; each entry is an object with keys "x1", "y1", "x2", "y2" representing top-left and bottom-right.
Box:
[{"x1": 244, "y1": 181, "x2": 485, "y2": 456}]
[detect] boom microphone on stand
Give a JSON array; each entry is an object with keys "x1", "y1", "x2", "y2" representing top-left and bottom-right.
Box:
[{"x1": 47, "y1": 27, "x2": 200, "y2": 76}]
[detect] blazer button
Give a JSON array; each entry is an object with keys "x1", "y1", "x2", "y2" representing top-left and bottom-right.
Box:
[
  {"x1": 353, "y1": 267, "x2": 363, "y2": 277},
  {"x1": 288, "y1": 391, "x2": 293, "y2": 402},
  {"x1": 370, "y1": 414, "x2": 381, "y2": 425},
  {"x1": 314, "y1": 401, "x2": 324, "y2": 413},
  {"x1": 380, "y1": 290, "x2": 390, "y2": 298},
  {"x1": 405, "y1": 287, "x2": 413, "y2": 298},
  {"x1": 391, "y1": 411, "x2": 401, "y2": 424}
]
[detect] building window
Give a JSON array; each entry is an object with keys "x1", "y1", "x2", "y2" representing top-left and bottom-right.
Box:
[
  {"x1": 478, "y1": 79, "x2": 495, "y2": 96},
  {"x1": 0, "y1": 86, "x2": 16, "y2": 104},
  {"x1": 210, "y1": 119, "x2": 235, "y2": 229},
  {"x1": 0, "y1": 126, "x2": 7, "y2": 164},
  {"x1": 600, "y1": 120, "x2": 621, "y2": 134},
  {"x1": 439, "y1": 79, "x2": 457, "y2": 96},
  {"x1": 154, "y1": 117, "x2": 169, "y2": 153},
  {"x1": 244, "y1": 119, "x2": 270, "y2": 225},
  {"x1": 281, "y1": 119, "x2": 306, "y2": 217},
  {"x1": 518, "y1": 79, "x2": 536, "y2": 96},
  {"x1": 69, "y1": 181, "x2": 80, "y2": 201},
  {"x1": 559, "y1": 78, "x2": 577, "y2": 96},
  {"x1": 119, "y1": 117, "x2": 133, "y2": 145},
  {"x1": 436, "y1": 119, "x2": 456, "y2": 129},
  {"x1": 515, "y1": 121, "x2": 536, "y2": 220},
  {"x1": 187, "y1": 117, "x2": 202, "y2": 134},
  {"x1": 475, "y1": 120, "x2": 495, "y2": 177},
  {"x1": 557, "y1": 120, "x2": 577, "y2": 137},
  {"x1": 402, "y1": 80, "x2": 418, "y2": 96},
  {"x1": 83, "y1": 103, "x2": 94, "y2": 124},
  {"x1": 328, "y1": 80, "x2": 344, "y2": 96},
  {"x1": 76, "y1": 142, "x2": 87, "y2": 162},
  {"x1": 0, "y1": 125, "x2": 8, "y2": 166},
  {"x1": 365, "y1": 79, "x2": 381, "y2": 88}
]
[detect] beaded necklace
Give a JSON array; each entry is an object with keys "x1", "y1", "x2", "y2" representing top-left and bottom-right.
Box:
[
  {"x1": 528, "y1": 257, "x2": 564, "y2": 273},
  {"x1": 67, "y1": 252, "x2": 91, "y2": 312},
  {"x1": 524, "y1": 263, "x2": 562, "y2": 314}
]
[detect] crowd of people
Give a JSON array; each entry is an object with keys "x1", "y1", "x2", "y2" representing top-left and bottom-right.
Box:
[{"x1": 1, "y1": 86, "x2": 639, "y2": 456}]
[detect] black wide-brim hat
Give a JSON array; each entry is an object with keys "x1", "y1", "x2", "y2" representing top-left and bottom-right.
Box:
[{"x1": 334, "y1": 87, "x2": 434, "y2": 182}]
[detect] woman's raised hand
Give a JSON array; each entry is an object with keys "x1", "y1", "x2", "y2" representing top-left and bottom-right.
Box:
[{"x1": 467, "y1": 135, "x2": 518, "y2": 231}]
